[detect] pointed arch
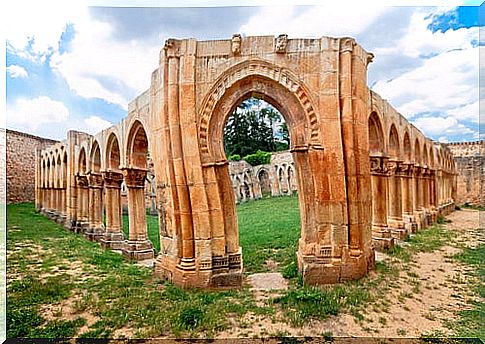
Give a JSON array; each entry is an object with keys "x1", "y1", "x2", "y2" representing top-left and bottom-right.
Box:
[
  {"x1": 106, "y1": 132, "x2": 121, "y2": 171},
  {"x1": 403, "y1": 131, "x2": 411, "y2": 162},
  {"x1": 368, "y1": 112, "x2": 384, "y2": 155},
  {"x1": 126, "y1": 120, "x2": 149, "y2": 169},
  {"x1": 90, "y1": 140, "x2": 102, "y2": 173},
  {"x1": 388, "y1": 124, "x2": 400, "y2": 159}
]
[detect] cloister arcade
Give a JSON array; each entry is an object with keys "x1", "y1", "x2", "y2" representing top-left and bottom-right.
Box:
[{"x1": 36, "y1": 35, "x2": 457, "y2": 288}]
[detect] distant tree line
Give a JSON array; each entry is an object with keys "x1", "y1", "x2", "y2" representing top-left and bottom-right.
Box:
[{"x1": 224, "y1": 98, "x2": 289, "y2": 164}]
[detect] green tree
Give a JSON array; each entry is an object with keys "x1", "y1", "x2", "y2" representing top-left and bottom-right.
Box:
[{"x1": 224, "y1": 98, "x2": 287, "y2": 157}]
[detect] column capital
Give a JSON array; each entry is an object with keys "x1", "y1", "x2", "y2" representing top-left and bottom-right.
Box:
[
  {"x1": 76, "y1": 174, "x2": 89, "y2": 188},
  {"x1": 102, "y1": 170, "x2": 123, "y2": 188},
  {"x1": 386, "y1": 159, "x2": 403, "y2": 176},
  {"x1": 122, "y1": 167, "x2": 147, "y2": 188},
  {"x1": 399, "y1": 162, "x2": 414, "y2": 177},
  {"x1": 87, "y1": 172, "x2": 104, "y2": 188},
  {"x1": 370, "y1": 155, "x2": 389, "y2": 176}
]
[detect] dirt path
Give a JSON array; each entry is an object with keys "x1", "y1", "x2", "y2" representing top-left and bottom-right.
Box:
[{"x1": 217, "y1": 209, "x2": 483, "y2": 338}]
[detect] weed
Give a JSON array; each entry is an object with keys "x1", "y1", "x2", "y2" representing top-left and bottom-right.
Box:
[{"x1": 378, "y1": 316, "x2": 387, "y2": 325}]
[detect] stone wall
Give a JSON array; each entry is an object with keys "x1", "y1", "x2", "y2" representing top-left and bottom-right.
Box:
[
  {"x1": 0, "y1": 129, "x2": 6, "y2": 204},
  {"x1": 6, "y1": 129, "x2": 58, "y2": 203},
  {"x1": 447, "y1": 140, "x2": 484, "y2": 206}
]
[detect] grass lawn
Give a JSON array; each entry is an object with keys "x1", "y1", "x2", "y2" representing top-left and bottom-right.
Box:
[{"x1": 6, "y1": 200, "x2": 483, "y2": 339}]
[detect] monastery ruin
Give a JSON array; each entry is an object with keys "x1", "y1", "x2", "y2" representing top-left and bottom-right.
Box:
[{"x1": 34, "y1": 35, "x2": 458, "y2": 288}]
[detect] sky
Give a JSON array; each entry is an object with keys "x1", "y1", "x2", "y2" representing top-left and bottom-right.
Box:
[{"x1": 3, "y1": 1, "x2": 482, "y2": 143}]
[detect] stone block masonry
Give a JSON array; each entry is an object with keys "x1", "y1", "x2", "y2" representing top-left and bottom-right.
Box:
[{"x1": 6, "y1": 129, "x2": 58, "y2": 203}]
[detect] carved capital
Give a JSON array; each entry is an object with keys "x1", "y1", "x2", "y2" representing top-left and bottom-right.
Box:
[
  {"x1": 76, "y1": 174, "x2": 89, "y2": 188},
  {"x1": 231, "y1": 34, "x2": 241, "y2": 55},
  {"x1": 366, "y1": 52, "x2": 374, "y2": 66},
  {"x1": 340, "y1": 37, "x2": 355, "y2": 53},
  {"x1": 122, "y1": 168, "x2": 147, "y2": 188},
  {"x1": 386, "y1": 160, "x2": 402, "y2": 175},
  {"x1": 103, "y1": 171, "x2": 123, "y2": 188},
  {"x1": 88, "y1": 172, "x2": 104, "y2": 188},
  {"x1": 370, "y1": 156, "x2": 389, "y2": 175},
  {"x1": 164, "y1": 38, "x2": 179, "y2": 57},
  {"x1": 275, "y1": 34, "x2": 288, "y2": 53},
  {"x1": 399, "y1": 162, "x2": 414, "y2": 177}
]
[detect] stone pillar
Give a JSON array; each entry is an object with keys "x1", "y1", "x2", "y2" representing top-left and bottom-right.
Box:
[
  {"x1": 370, "y1": 156, "x2": 394, "y2": 250},
  {"x1": 100, "y1": 171, "x2": 126, "y2": 250},
  {"x1": 387, "y1": 160, "x2": 406, "y2": 239},
  {"x1": 428, "y1": 169, "x2": 438, "y2": 222},
  {"x1": 400, "y1": 163, "x2": 417, "y2": 234},
  {"x1": 121, "y1": 167, "x2": 154, "y2": 261},
  {"x1": 75, "y1": 174, "x2": 90, "y2": 233},
  {"x1": 270, "y1": 167, "x2": 281, "y2": 196},
  {"x1": 413, "y1": 165, "x2": 425, "y2": 229},
  {"x1": 84, "y1": 172, "x2": 105, "y2": 241}
]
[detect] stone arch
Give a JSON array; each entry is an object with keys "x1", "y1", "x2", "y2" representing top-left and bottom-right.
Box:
[
  {"x1": 200, "y1": 62, "x2": 322, "y2": 163},
  {"x1": 62, "y1": 151, "x2": 68, "y2": 189},
  {"x1": 422, "y1": 142, "x2": 429, "y2": 166},
  {"x1": 106, "y1": 132, "x2": 122, "y2": 171},
  {"x1": 257, "y1": 168, "x2": 271, "y2": 195},
  {"x1": 414, "y1": 139, "x2": 421, "y2": 165},
  {"x1": 429, "y1": 146, "x2": 435, "y2": 169},
  {"x1": 126, "y1": 120, "x2": 149, "y2": 169},
  {"x1": 56, "y1": 154, "x2": 62, "y2": 189},
  {"x1": 78, "y1": 147, "x2": 87, "y2": 174},
  {"x1": 90, "y1": 140, "x2": 102, "y2": 173},
  {"x1": 403, "y1": 131, "x2": 411, "y2": 162},
  {"x1": 368, "y1": 112, "x2": 385, "y2": 155},
  {"x1": 388, "y1": 124, "x2": 400, "y2": 159}
]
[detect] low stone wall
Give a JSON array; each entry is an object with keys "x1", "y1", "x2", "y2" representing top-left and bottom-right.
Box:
[
  {"x1": 447, "y1": 141, "x2": 484, "y2": 206},
  {"x1": 6, "y1": 129, "x2": 58, "y2": 203}
]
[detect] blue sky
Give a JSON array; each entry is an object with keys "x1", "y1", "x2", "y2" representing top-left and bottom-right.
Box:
[{"x1": 4, "y1": 2, "x2": 481, "y2": 143}]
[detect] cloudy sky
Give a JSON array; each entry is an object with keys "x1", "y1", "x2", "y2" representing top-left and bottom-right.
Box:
[{"x1": 4, "y1": 1, "x2": 481, "y2": 143}]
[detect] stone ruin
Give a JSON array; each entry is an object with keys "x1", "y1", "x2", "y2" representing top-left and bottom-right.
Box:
[{"x1": 35, "y1": 35, "x2": 457, "y2": 288}]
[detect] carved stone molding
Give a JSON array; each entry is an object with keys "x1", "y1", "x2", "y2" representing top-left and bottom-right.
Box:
[
  {"x1": 275, "y1": 34, "x2": 288, "y2": 53},
  {"x1": 198, "y1": 59, "x2": 322, "y2": 159},
  {"x1": 122, "y1": 168, "x2": 147, "y2": 188},
  {"x1": 103, "y1": 171, "x2": 123, "y2": 188},
  {"x1": 231, "y1": 34, "x2": 241, "y2": 55},
  {"x1": 386, "y1": 160, "x2": 402, "y2": 176}
]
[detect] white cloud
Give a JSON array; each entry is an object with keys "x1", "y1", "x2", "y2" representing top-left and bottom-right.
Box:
[
  {"x1": 6, "y1": 65, "x2": 28, "y2": 78},
  {"x1": 5, "y1": 1, "x2": 83, "y2": 60},
  {"x1": 48, "y1": 8, "x2": 159, "y2": 109},
  {"x1": 413, "y1": 116, "x2": 476, "y2": 139},
  {"x1": 79, "y1": 115, "x2": 112, "y2": 135},
  {"x1": 239, "y1": 5, "x2": 389, "y2": 38},
  {"x1": 7, "y1": 96, "x2": 69, "y2": 130}
]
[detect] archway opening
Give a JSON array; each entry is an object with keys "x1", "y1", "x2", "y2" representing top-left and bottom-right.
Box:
[
  {"x1": 222, "y1": 96, "x2": 301, "y2": 276},
  {"x1": 124, "y1": 121, "x2": 159, "y2": 253}
]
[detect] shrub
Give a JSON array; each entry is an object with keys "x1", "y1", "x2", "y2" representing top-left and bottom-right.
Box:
[
  {"x1": 178, "y1": 306, "x2": 204, "y2": 329},
  {"x1": 227, "y1": 154, "x2": 241, "y2": 161},
  {"x1": 243, "y1": 150, "x2": 271, "y2": 166}
]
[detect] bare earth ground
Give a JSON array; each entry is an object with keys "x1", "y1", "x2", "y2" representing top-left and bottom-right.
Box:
[{"x1": 217, "y1": 209, "x2": 483, "y2": 338}]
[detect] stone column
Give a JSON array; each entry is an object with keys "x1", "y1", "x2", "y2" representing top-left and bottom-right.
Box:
[
  {"x1": 121, "y1": 167, "x2": 154, "y2": 261},
  {"x1": 422, "y1": 167, "x2": 431, "y2": 226},
  {"x1": 100, "y1": 171, "x2": 125, "y2": 250},
  {"x1": 84, "y1": 172, "x2": 105, "y2": 241},
  {"x1": 413, "y1": 165, "x2": 425, "y2": 229},
  {"x1": 387, "y1": 160, "x2": 406, "y2": 239},
  {"x1": 75, "y1": 174, "x2": 90, "y2": 233},
  {"x1": 400, "y1": 163, "x2": 417, "y2": 234},
  {"x1": 270, "y1": 167, "x2": 281, "y2": 196},
  {"x1": 370, "y1": 156, "x2": 394, "y2": 250},
  {"x1": 428, "y1": 169, "x2": 438, "y2": 222}
]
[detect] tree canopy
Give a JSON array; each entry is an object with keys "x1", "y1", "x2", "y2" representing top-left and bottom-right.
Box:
[{"x1": 224, "y1": 98, "x2": 289, "y2": 158}]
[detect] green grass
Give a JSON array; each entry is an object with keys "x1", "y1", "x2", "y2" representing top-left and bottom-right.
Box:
[
  {"x1": 237, "y1": 195, "x2": 300, "y2": 274},
  {"x1": 122, "y1": 212, "x2": 160, "y2": 252},
  {"x1": 447, "y1": 245, "x2": 485, "y2": 339},
  {"x1": 7, "y1": 201, "x2": 483, "y2": 339}
]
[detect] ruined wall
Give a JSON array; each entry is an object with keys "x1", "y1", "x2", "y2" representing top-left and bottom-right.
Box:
[
  {"x1": 6, "y1": 129, "x2": 58, "y2": 203},
  {"x1": 0, "y1": 129, "x2": 6, "y2": 204},
  {"x1": 447, "y1": 141, "x2": 484, "y2": 206}
]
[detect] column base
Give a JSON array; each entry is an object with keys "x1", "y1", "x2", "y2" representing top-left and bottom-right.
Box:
[
  {"x1": 75, "y1": 220, "x2": 90, "y2": 234},
  {"x1": 297, "y1": 247, "x2": 375, "y2": 285},
  {"x1": 153, "y1": 248, "x2": 243, "y2": 288},
  {"x1": 84, "y1": 226, "x2": 106, "y2": 242},
  {"x1": 100, "y1": 232, "x2": 126, "y2": 250},
  {"x1": 403, "y1": 214, "x2": 418, "y2": 234},
  {"x1": 122, "y1": 240, "x2": 155, "y2": 261},
  {"x1": 372, "y1": 225, "x2": 395, "y2": 251},
  {"x1": 413, "y1": 211, "x2": 426, "y2": 230},
  {"x1": 388, "y1": 217, "x2": 407, "y2": 240}
]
